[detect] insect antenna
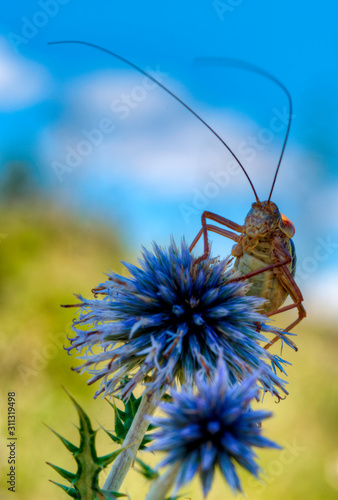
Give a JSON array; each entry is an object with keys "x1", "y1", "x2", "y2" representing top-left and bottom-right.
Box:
[
  {"x1": 195, "y1": 58, "x2": 292, "y2": 203},
  {"x1": 48, "y1": 40, "x2": 259, "y2": 202}
]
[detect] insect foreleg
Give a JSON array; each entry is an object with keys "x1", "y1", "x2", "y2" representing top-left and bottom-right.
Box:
[
  {"x1": 189, "y1": 211, "x2": 243, "y2": 264},
  {"x1": 228, "y1": 258, "x2": 291, "y2": 284}
]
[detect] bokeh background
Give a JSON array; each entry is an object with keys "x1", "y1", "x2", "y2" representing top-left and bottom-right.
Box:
[{"x1": 1, "y1": 2, "x2": 338, "y2": 499}]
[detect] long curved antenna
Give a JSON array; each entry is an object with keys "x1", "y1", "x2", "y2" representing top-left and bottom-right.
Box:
[
  {"x1": 48, "y1": 40, "x2": 259, "y2": 201},
  {"x1": 195, "y1": 58, "x2": 293, "y2": 202}
]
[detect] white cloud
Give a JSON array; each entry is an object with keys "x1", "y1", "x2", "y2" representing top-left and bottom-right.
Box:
[
  {"x1": 0, "y1": 38, "x2": 50, "y2": 111},
  {"x1": 65, "y1": 70, "x2": 174, "y2": 117},
  {"x1": 305, "y1": 268, "x2": 338, "y2": 321},
  {"x1": 45, "y1": 70, "x2": 312, "y2": 200},
  {"x1": 308, "y1": 185, "x2": 338, "y2": 231}
]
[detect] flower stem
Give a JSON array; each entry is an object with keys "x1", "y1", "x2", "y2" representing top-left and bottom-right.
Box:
[
  {"x1": 144, "y1": 462, "x2": 181, "y2": 500},
  {"x1": 103, "y1": 390, "x2": 160, "y2": 492}
]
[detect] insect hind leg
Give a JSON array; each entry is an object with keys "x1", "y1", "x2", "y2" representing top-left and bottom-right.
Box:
[{"x1": 264, "y1": 301, "x2": 306, "y2": 351}]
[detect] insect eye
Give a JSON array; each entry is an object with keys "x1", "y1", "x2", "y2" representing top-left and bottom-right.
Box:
[{"x1": 280, "y1": 214, "x2": 295, "y2": 237}]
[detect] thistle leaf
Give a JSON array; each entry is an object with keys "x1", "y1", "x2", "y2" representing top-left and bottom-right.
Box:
[
  {"x1": 105, "y1": 394, "x2": 155, "y2": 450},
  {"x1": 133, "y1": 458, "x2": 159, "y2": 480},
  {"x1": 47, "y1": 389, "x2": 127, "y2": 499},
  {"x1": 45, "y1": 424, "x2": 79, "y2": 454},
  {"x1": 49, "y1": 480, "x2": 78, "y2": 498},
  {"x1": 46, "y1": 462, "x2": 77, "y2": 482}
]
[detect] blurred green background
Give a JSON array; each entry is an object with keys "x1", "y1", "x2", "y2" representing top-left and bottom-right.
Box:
[
  {"x1": 0, "y1": 168, "x2": 337, "y2": 500},
  {"x1": 1, "y1": 1, "x2": 338, "y2": 499}
]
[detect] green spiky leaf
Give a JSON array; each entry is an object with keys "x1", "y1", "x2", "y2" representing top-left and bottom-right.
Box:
[
  {"x1": 47, "y1": 388, "x2": 127, "y2": 499},
  {"x1": 49, "y1": 480, "x2": 78, "y2": 498},
  {"x1": 46, "y1": 462, "x2": 77, "y2": 482},
  {"x1": 133, "y1": 458, "x2": 159, "y2": 480},
  {"x1": 105, "y1": 394, "x2": 156, "y2": 450}
]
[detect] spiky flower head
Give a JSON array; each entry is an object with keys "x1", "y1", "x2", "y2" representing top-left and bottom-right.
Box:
[
  {"x1": 66, "y1": 240, "x2": 291, "y2": 400},
  {"x1": 149, "y1": 360, "x2": 280, "y2": 497}
]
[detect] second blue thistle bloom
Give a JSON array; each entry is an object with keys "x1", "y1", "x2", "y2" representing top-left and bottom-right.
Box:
[{"x1": 149, "y1": 360, "x2": 281, "y2": 496}]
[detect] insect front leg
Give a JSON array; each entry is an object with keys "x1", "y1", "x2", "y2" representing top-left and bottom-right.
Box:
[{"x1": 189, "y1": 211, "x2": 243, "y2": 264}]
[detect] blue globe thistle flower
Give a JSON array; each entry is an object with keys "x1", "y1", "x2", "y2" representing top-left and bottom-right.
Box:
[
  {"x1": 65, "y1": 240, "x2": 292, "y2": 400},
  {"x1": 149, "y1": 360, "x2": 280, "y2": 497}
]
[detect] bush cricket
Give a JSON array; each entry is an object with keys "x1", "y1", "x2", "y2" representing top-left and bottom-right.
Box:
[{"x1": 49, "y1": 41, "x2": 306, "y2": 350}]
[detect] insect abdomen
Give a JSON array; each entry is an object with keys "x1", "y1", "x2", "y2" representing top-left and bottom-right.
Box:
[
  {"x1": 235, "y1": 253, "x2": 286, "y2": 313},
  {"x1": 233, "y1": 238, "x2": 297, "y2": 314}
]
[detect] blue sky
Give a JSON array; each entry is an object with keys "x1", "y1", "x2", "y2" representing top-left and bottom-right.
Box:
[{"x1": 1, "y1": 1, "x2": 338, "y2": 317}]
